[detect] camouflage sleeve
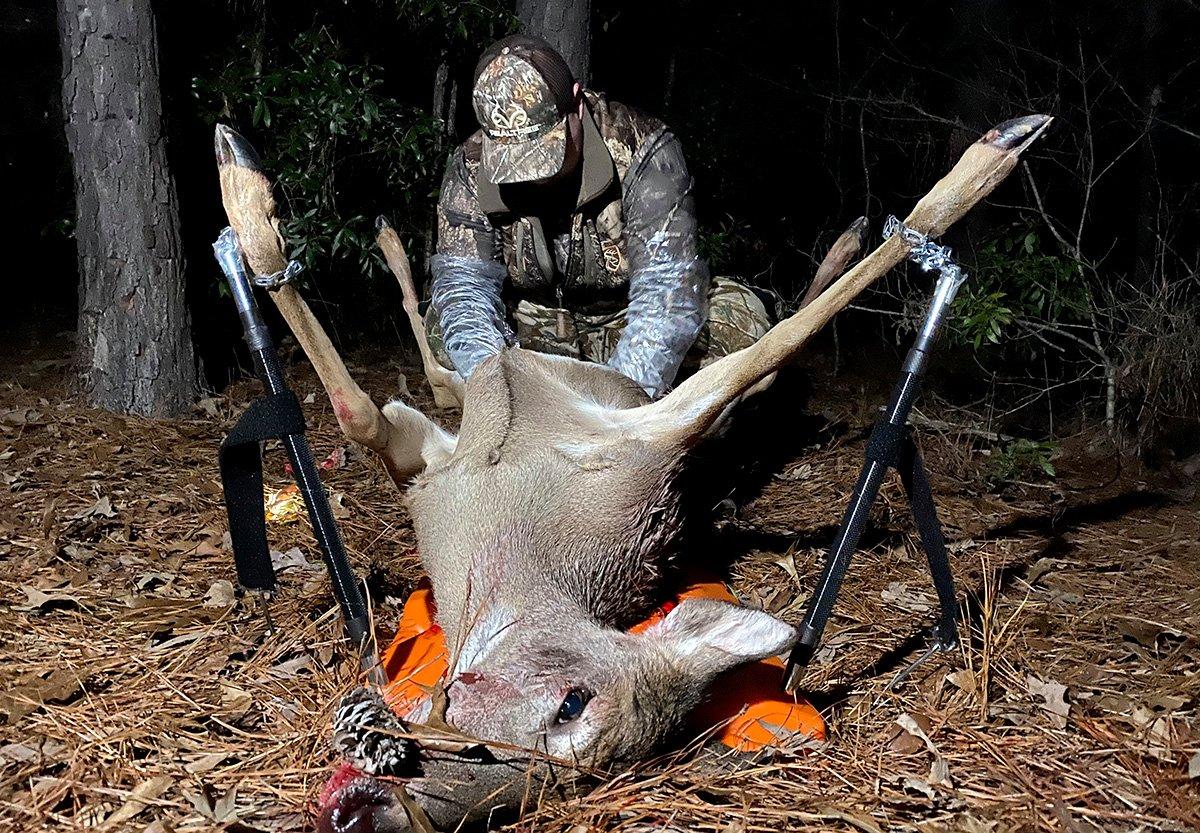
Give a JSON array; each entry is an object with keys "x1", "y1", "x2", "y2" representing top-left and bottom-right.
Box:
[
  {"x1": 607, "y1": 129, "x2": 710, "y2": 398},
  {"x1": 430, "y1": 148, "x2": 514, "y2": 378}
]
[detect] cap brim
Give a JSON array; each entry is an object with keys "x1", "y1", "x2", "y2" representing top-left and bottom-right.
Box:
[{"x1": 480, "y1": 118, "x2": 568, "y2": 185}]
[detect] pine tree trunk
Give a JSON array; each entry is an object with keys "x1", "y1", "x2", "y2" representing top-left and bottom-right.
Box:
[
  {"x1": 58, "y1": 0, "x2": 196, "y2": 416},
  {"x1": 515, "y1": 0, "x2": 591, "y2": 83}
]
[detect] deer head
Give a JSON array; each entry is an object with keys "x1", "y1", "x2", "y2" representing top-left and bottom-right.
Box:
[{"x1": 215, "y1": 115, "x2": 1050, "y2": 832}]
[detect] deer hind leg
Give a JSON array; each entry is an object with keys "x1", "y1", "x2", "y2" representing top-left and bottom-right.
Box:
[
  {"x1": 214, "y1": 124, "x2": 454, "y2": 483},
  {"x1": 704, "y1": 217, "x2": 868, "y2": 430},
  {"x1": 375, "y1": 217, "x2": 465, "y2": 409}
]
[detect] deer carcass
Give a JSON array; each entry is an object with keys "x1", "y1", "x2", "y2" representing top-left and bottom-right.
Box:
[{"x1": 214, "y1": 115, "x2": 1050, "y2": 833}]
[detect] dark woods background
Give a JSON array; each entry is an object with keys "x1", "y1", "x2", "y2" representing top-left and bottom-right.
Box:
[{"x1": 7, "y1": 1, "x2": 1200, "y2": 457}]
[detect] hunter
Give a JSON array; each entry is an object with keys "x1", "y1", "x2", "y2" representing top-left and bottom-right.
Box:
[{"x1": 429, "y1": 34, "x2": 772, "y2": 399}]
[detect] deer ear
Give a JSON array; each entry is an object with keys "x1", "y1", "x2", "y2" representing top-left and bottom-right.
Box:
[
  {"x1": 381, "y1": 400, "x2": 457, "y2": 477},
  {"x1": 646, "y1": 599, "x2": 797, "y2": 676}
]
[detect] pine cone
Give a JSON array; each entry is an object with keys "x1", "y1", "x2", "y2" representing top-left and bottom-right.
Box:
[{"x1": 332, "y1": 687, "x2": 420, "y2": 777}]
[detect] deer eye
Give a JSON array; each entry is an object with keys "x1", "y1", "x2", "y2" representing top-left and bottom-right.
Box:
[{"x1": 555, "y1": 688, "x2": 592, "y2": 724}]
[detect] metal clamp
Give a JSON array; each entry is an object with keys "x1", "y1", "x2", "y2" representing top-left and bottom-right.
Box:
[
  {"x1": 883, "y1": 215, "x2": 967, "y2": 286},
  {"x1": 251, "y1": 259, "x2": 304, "y2": 290}
]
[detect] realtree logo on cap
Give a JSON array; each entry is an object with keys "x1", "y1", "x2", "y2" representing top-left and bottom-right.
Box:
[
  {"x1": 472, "y1": 39, "x2": 571, "y2": 183},
  {"x1": 474, "y1": 51, "x2": 561, "y2": 143}
]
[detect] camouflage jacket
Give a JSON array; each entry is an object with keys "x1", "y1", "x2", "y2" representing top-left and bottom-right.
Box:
[{"x1": 430, "y1": 91, "x2": 710, "y2": 397}]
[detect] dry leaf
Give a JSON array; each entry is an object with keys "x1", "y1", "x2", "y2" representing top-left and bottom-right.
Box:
[
  {"x1": 1027, "y1": 675, "x2": 1070, "y2": 728},
  {"x1": 1129, "y1": 706, "x2": 1174, "y2": 761},
  {"x1": 929, "y1": 756, "x2": 951, "y2": 787},
  {"x1": 813, "y1": 629, "x2": 852, "y2": 665},
  {"x1": 266, "y1": 655, "x2": 314, "y2": 680},
  {"x1": 895, "y1": 713, "x2": 952, "y2": 787},
  {"x1": 192, "y1": 539, "x2": 223, "y2": 557},
  {"x1": 184, "y1": 752, "x2": 228, "y2": 775},
  {"x1": 263, "y1": 485, "x2": 304, "y2": 523},
  {"x1": 0, "y1": 668, "x2": 84, "y2": 722},
  {"x1": 881, "y1": 582, "x2": 933, "y2": 613},
  {"x1": 71, "y1": 495, "x2": 117, "y2": 520},
  {"x1": 0, "y1": 742, "x2": 38, "y2": 763},
  {"x1": 15, "y1": 585, "x2": 85, "y2": 613},
  {"x1": 136, "y1": 572, "x2": 175, "y2": 591},
  {"x1": 889, "y1": 713, "x2": 933, "y2": 754},
  {"x1": 212, "y1": 784, "x2": 239, "y2": 822},
  {"x1": 195, "y1": 397, "x2": 222, "y2": 418},
  {"x1": 1116, "y1": 617, "x2": 1180, "y2": 648},
  {"x1": 957, "y1": 814, "x2": 1001, "y2": 833},
  {"x1": 1148, "y1": 693, "x2": 1188, "y2": 711},
  {"x1": 777, "y1": 462, "x2": 813, "y2": 482},
  {"x1": 203, "y1": 580, "x2": 236, "y2": 608},
  {"x1": 902, "y1": 776, "x2": 935, "y2": 800},
  {"x1": 331, "y1": 491, "x2": 351, "y2": 520},
  {"x1": 1188, "y1": 750, "x2": 1199, "y2": 779},
  {"x1": 271, "y1": 547, "x2": 317, "y2": 572},
  {"x1": 773, "y1": 552, "x2": 800, "y2": 586},
  {"x1": 219, "y1": 683, "x2": 253, "y2": 720},
  {"x1": 1025, "y1": 557, "x2": 1057, "y2": 585},
  {"x1": 1, "y1": 407, "x2": 42, "y2": 425},
  {"x1": 103, "y1": 775, "x2": 173, "y2": 827},
  {"x1": 945, "y1": 668, "x2": 978, "y2": 695}
]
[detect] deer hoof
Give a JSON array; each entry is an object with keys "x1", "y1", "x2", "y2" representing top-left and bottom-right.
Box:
[
  {"x1": 214, "y1": 123, "x2": 264, "y2": 172},
  {"x1": 981, "y1": 115, "x2": 1052, "y2": 150}
]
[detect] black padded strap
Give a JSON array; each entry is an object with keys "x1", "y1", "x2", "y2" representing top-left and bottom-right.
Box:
[
  {"x1": 218, "y1": 391, "x2": 306, "y2": 592},
  {"x1": 898, "y1": 434, "x2": 960, "y2": 650}
]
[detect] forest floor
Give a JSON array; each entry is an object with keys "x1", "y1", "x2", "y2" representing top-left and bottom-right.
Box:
[{"x1": 1, "y1": 336, "x2": 1198, "y2": 832}]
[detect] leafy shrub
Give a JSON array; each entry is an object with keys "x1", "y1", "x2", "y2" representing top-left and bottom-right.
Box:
[
  {"x1": 948, "y1": 226, "x2": 1089, "y2": 351},
  {"x1": 987, "y1": 438, "x2": 1059, "y2": 484}
]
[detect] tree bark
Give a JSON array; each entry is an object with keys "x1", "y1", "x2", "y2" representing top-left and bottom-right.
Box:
[
  {"x1": 58, "y1": 0, "x2": 196, "y2": 416},
  {"x1": 515, "y1": 0, "x2": 591, "y2": 83}
]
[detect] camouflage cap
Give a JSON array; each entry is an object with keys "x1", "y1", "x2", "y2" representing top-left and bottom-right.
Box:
[{"x1": 472, "y1": 35, "x2": 576, "y2": 184}]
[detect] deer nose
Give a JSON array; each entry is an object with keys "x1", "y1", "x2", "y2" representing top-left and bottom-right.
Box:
[{"x1": 317, "y1": 778, "x2": 408, "y2": 833}]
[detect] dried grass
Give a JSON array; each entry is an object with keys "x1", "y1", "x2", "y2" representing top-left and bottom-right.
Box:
[{"x1": 1, "y1": 349, "x2": 1197, "y2": 832}]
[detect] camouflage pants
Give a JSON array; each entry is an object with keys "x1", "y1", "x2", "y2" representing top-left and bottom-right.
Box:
[{"x1": 427, "y1": 277, "x2": 772, "y2": 378}]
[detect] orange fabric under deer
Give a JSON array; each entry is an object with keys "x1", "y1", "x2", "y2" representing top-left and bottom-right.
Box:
[{"x1": 380, "y1": 574, "x2": 824, "y2": 752}]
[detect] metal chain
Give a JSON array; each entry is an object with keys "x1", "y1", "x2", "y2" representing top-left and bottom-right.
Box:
[
  {"x1": 882, "y1": 215, "x2": 967, "y2": 284},
  {"x1": 251, "y1": 259, "x2": 304, "y2": 291}
]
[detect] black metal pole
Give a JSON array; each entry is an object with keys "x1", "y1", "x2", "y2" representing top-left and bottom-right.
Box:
[
  {"x1": 213, "y1": 228, "x2": 375, "y2": 657},
  {"x1": 783, "y1": 245, "x2": 965, "y2": 693}
]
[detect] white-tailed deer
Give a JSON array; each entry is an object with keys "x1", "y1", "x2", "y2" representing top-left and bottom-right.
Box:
[{"x1": 215, "y1": 115, "x2": 1050, "y2": 833}]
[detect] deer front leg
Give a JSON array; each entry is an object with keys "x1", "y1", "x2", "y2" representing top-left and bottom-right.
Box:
[
  {"x1": 214, "y1": 124, "x2": 454, "y2": 483},
  {"x1": 800, "y1": 215, "x2": 869, "y2": 309},
  {"x1": 374, "y1": 216, "x2": 464, "y2": 409}
]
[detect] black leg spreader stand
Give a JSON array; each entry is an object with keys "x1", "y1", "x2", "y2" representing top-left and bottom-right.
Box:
[
  {"x1": 214, "y1": 227, "x2": 381, "y2": 681},
  {"x1": 783, "y1": 217, "x2": 965, "y2": 693}
]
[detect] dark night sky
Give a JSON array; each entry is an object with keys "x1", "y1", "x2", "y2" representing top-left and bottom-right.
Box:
[{"x1": 6, "y1": 1, "x2": 1198, "y2": 430}]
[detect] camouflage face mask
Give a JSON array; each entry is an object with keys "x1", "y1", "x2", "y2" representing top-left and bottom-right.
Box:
[{"x1": 472, "y1": 49, "x2": 570, "y2": 184}]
